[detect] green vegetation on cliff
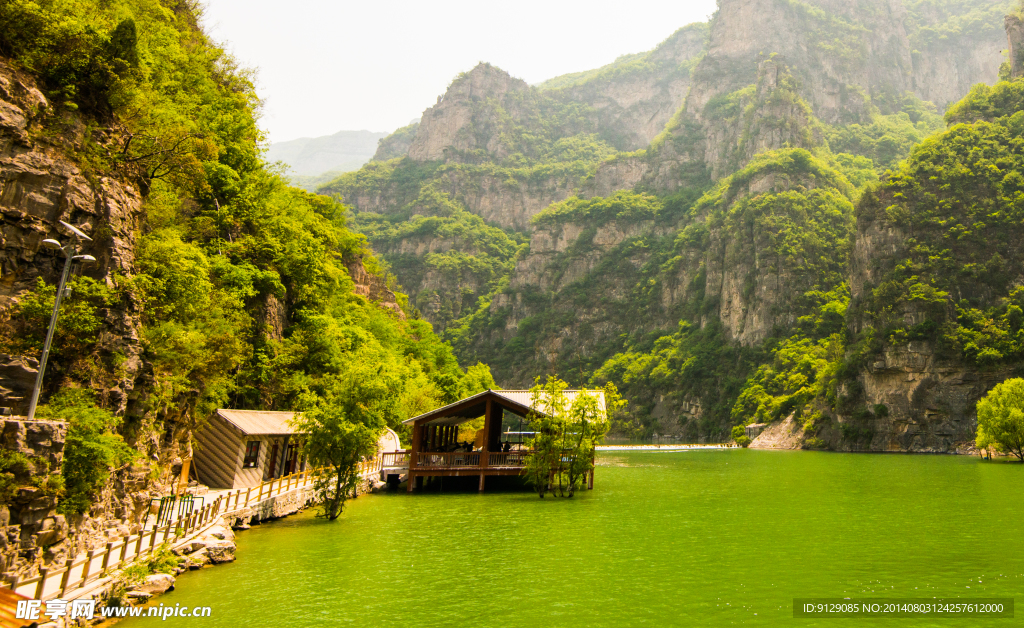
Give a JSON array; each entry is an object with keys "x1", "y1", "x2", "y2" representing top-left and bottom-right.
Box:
[
  {"x1": 37, "y1": 390, "x2": 136, "y2": 515},
  {"x1": 450, "y1": 149, "x2": 858, "y2": 438},
  {"x1": 593, "y1": 150, "x2": 856, "y2": 438},
  {"x1": 853, "y1": 79, "x2": 1024, "y2": 367},
  {"x1": 906, "y1": 0, "x2": 1014, "y2": 51}
]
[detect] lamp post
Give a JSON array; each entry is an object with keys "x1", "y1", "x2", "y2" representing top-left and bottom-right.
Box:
[{"x1": 26, "y1": 221, "x2": 96, "y2": 421}]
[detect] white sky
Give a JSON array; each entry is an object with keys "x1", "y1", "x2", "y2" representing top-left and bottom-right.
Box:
[{"x1": 200, "y1": 0, "x2": 718, "y2": 143}]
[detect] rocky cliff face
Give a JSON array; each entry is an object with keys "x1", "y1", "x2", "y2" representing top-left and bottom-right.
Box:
[
  {"x1": 0, "y1": 419, "x2": 67, "y2": 579},
  {"x1": 911, "y1": 24, "x2": 1007, "y2": 107},
  {"x1": 461, "y1": 153, "x2": 853, "y2": 386},
  {"x1": 0, "y1": 59, "x2": 144, "y2": 415},
  {"x1": 688, "y1": 0, "x2": 911, "y2": 125},
  {"x1": 631, "y1": 0, "x2": 1004, "y2": 194},
  {"x1": 637, "y1": 56, "x2": 821, "y2": 186},
  {"x1": 825, "y1": 180, "x2": 1018, "y2": 454},
  {"x1": 1007, "y1": 13, "x2": 1024, "y2": 78},
  {"x1": 337, "y1": 164, "x2": 580, "y2": 233},
  {"x1": 345, "y1": 257, "x2": 406, "y2": 320},
  {"x1": 909, "y1": 0, "x2": 1012, "y2": 108}
]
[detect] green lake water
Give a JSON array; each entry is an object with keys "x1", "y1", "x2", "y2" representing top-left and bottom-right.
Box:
[{"x1": 118, "y1": 450, "x2": 1024, "y2": 627}]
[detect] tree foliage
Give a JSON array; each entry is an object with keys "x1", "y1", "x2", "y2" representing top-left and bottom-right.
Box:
[
  {"x1": 36, "y1": 390, "x2": 136, "y2": 515},
  {"x1": 291, "y1": 357, "x2": 397, "y2": 520},
  {"x1": 523, "y1": 376, "x2": 621, "y2": 498},
  {"x1": 976, "y1": 378, "x2": 1024, "y2": 461}
]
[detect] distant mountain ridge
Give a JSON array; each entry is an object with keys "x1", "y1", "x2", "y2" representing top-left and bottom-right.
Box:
[{"x1": 267, "y1": 129, "x2": 388, "y2": 177}]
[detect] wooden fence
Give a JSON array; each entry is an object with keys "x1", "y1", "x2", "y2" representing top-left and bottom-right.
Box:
[
  {"x1": 381, "y1": 451, "x2": 410, "y2": 467},
  {"x1": 0, "y1": 457, "x2": 382, "y2": 601}
]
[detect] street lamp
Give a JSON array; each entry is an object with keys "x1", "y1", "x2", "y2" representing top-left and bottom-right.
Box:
[{"x1": 26, "y1": 221, "x2": 97, "y2": 420}]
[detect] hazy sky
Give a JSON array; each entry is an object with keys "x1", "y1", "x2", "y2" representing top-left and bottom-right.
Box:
[{"x1": 201, "y1": 0, "x2": 718, "y2": 143}]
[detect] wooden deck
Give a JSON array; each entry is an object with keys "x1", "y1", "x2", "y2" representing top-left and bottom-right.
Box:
[{"x1": 381, "y1": 450, "x2": 531, "y2": 478}]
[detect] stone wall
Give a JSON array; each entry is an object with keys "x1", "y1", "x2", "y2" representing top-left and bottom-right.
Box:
[{"x1": 0, "y1": 418, "x2": 67, "y2": 580}]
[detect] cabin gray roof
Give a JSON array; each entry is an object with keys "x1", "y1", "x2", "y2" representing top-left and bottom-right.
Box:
[{"x1": 215, "y1": 409, "x2": 302, "y2": 436}]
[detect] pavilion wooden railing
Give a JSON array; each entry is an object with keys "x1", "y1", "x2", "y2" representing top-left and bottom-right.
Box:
[
  {"x1": 414, "y1": 452, "x2": 482, "y2": 468},
  {"x1": 488, "y1": 451, "x2": 531, "y2": 467},
  {"x1": 0, "y1": 456, "x2": 382, "y2": 602}
]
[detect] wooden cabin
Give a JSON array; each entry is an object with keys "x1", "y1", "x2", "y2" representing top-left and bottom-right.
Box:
[
  {"x1": 389, "y1": 389, "x2": 605, "y2": 492},
  {"x1": 194, "y1": 410, "x2": 402, "y2": 490},
  {"x1": 193, "y1": 409, "x2": 306, "y2": 489}
]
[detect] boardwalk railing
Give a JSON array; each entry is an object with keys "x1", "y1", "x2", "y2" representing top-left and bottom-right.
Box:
[
  {"x1": 0, "y1": 456, "x2": 381, "y2": 602},
  {"x1": 3, "y1": 497, "x2": 223, "y2": 601},
  {"x1": 214, "y1": 468, "x2": 316, "y2": 513},
  {"x1": 358, "y1": 456, "x2": 382, "y2": 477}
]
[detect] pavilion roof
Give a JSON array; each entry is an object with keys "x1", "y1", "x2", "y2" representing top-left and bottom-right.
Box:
[{"x1": 402, "y1": 389, "x2": 606, "y2": 427}]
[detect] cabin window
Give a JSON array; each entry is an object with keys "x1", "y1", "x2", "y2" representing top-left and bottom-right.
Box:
[{"x1": 242, "y1": 441, "x2": 261, "y2": 468}]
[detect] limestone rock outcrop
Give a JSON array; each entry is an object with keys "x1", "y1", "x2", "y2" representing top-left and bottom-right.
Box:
[
  {"x1": 0, "y1": 355, "x2": 36, "y2": 408},
  {"x1": 345, "y1": 257, "x2": 406, "y2": 320},
  {"x1": 408, "y1": 64, "x2": 532, "y2": 162},
  {"x1": 0, "y1": 418, "x2": 67, "y2": 578}
]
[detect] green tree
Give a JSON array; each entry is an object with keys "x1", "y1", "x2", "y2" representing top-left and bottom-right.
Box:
[
  {"x1": 36, "y1": 390, "x2": 136, "y2": 515},
  {"x1": 523, "y1": 376, "x2": 621, "y2": 498},
  {"x1": 976, "y1": 378, "x2": 1024, "y2": 461},
  {"x1": 292, "y1": 357, "x2": 397, "y2": 520},
  {"x1": 0, "y1": 450, "x2": 34, "y2": 506}
]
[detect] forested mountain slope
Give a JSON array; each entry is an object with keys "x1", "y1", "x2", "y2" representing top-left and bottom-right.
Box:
[
  {"x1": 324, "y1": 0, "x2": 1018, "y2": 449},
  {"x1": 0, "y1": 0, "x2": 489, "y2": 577}
]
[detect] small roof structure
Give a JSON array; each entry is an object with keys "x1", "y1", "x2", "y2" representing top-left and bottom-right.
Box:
[{"x1": 216, "y1": 409, "x2": 301, "y2": 436}]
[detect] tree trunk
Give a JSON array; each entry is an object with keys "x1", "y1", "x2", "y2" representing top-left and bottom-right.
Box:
[{"x1": 328, "y1": 467, "x2": 344, "y2": 520}]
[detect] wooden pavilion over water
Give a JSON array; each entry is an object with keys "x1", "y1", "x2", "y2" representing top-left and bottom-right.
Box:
[{"x1": 380, "y1": 389, "x2": 605, "y2": 492}]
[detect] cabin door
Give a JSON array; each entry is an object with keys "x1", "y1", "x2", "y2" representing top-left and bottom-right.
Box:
[
  {"x1": 267, "y1": 442, "x2": 279, "y2": 479},
  {"x1": 285, "y1": 444, "x2": 298, "y2": 474}
]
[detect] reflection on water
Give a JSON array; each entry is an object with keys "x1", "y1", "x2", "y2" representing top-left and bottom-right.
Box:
[{"x1": 118, "y1": 450, "x2": 1024, "y2": 628}]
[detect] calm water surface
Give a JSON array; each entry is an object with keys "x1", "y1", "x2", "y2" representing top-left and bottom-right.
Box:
[{"x1": 120, "y1": 450, "x2": 1024, "y2": 627}]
